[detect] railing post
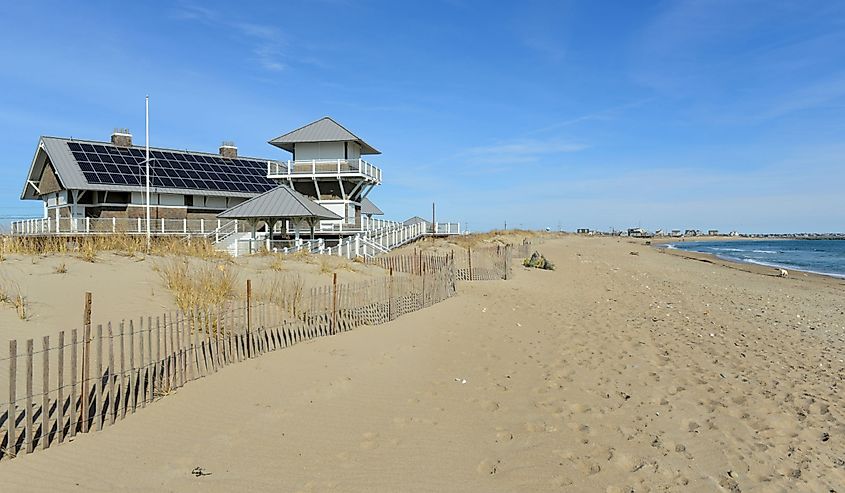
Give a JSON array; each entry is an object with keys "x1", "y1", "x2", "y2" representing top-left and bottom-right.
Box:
[
  {"x1": 137, "y1": 217, "x2": 142, "y2": 233},
  {"x1": 183, "y1": 218, "x2": 187, "y2": 234},
  {"x1": 200, "y1": 219, "x2": 205, "y2": 235},
  {"x1": 160, "y1": 218, "x2": 165, "y2": 233}
]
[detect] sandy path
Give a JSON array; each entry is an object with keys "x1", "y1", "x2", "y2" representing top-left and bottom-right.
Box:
[{"x1": 0, "y1": 237, "x2": 843, "y2": 492}]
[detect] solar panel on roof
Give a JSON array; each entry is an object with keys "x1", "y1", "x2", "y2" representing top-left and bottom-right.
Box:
[{"x1": 67, "y1": 142, "x2": 277, "y2": 195}]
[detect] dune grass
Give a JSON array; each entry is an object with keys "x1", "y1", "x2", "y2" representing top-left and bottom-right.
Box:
[
  {"x1": 0, "y1": 276, "x2": 30, "y2": 320},
  {"x1": 155, "y1": 258, "x2": 238, "y2": 314},
  {"x1": 0, "y1": 235, "x2": 229, "y2": 260},
  {"x1": 255, "y1": 274, "x2": 306, "y2": 317}
]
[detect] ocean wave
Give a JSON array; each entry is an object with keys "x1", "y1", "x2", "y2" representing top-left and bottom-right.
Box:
[
  {"x1": 752, "y1": 250, "x2": 777, "y2": 254},
  {"x1": 711, "y1": 247, "x2": 745, "y2": 252},
  {"x1": 744, "y1": 259, "x2": 845, "y2": 279}
]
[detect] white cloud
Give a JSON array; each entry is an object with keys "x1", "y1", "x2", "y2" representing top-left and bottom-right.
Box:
[
  {"x1": 459, "y1": 138, "x2": 587, "y2": 165},
  {"x1": 173, "y1": 4, "x2": 286, "y2": 73}
]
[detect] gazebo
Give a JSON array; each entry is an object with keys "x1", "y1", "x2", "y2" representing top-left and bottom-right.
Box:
[{"x1": 218, "y1": 185, "x2": 341, "y2": 253}]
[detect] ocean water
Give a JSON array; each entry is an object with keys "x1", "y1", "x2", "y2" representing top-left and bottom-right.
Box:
[{"x1": 666, "y1": 239, "x2": 845, "y2": 279}]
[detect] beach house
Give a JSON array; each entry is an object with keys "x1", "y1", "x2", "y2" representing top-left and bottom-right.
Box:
[{"x1": 13, "y1": 117, "x2": 460, "y2": 254}]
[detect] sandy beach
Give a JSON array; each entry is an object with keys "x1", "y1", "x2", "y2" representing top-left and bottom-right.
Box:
[{"x1": 1, "y1": 235, "x2": 844, "y2": 492}]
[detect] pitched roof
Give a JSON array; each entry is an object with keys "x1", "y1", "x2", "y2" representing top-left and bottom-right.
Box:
[
  {"x1": 21, "y1": 136, "x2": 277, "y2": 200},
  {"x1": 360, "y1": 197, "x2": 384, "y2": 215},
  {"x1": 268, "y1": 117, "x2": 380, "y2": 155},
  {"x1": 218, "y1": 185, "x2": 341, "y2": 220},
  {"x1": 403, "y1": 216, "x2": 431, "y2": 226}
]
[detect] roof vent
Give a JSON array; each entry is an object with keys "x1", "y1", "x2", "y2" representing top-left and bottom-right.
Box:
[
  {"x1": 111, "y1": 128, "x2": 132, "y2": 147},
  {"x1": 220, "y1": 141, "x2": 237, "y2": 158}
]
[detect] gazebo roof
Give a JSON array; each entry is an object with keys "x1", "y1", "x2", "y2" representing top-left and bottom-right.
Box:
[{"x1": 218, "y1": 185, "x2": 341, "y2": 220}]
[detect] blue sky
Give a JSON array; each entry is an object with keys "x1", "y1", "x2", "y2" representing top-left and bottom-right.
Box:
[{"x1": 1, "y1": 0, "x2": 844, "y2": 233}]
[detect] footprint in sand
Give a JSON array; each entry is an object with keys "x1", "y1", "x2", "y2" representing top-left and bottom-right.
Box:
[
  {"x1": 476, "y1": 458, "x2": 502, "y2": 476},
  {"x1": 479, "y1": 400, "x2": 500, "y2": 412},
  {"x1": 360, "y1": 432, "x2": 380, "y2": 450}
]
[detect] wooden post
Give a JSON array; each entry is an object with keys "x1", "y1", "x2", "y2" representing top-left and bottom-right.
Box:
[
  {"x1": 388, "y1": 269, "x2": 394, "y2": 321},
  {"x1": 504, "y1": 245, "x2": 510, "y2": 280},
  {"x1": 168, "y1": 315, "x2": 176, "y2": 384},
  {"x1": 107, "y1": 323, "x2": 115, "y2": 426},
  {"x1": 80, "y1": 292, "x2": 92, "y2": 433},
  {"x1": 118, "y1": 322, "x2": 125, "y2": 420},
  {"x1": 467, "y1": 247, "x2": 473, "y2": 281},
  {"x1": 7, "y1": 340, "x2": 17, "y2": 457},
  {"x1": 246, "y1": 279, "x2": 252, "y2": 349},
  {"x1": 41, "y1": 336, "x2": 49, "y2": 450},
  {"x1": 57, "y1": 331, "x2": 65, "y2": 443},
  {"x1": 157, "y1": 316, "x2": 164, "y2": 395},
  {"x1": 69, "y1": 330, "x2": 77, "y2": 438},
  {"x1": 128, "y1": 320, "x2": 136, "y2": 414},
  {"x1": 332, "y1": 273, "x2": 338, "y2": 335},
  {"x1": 25, "y1": 339, "x2": 33, "y2": 454},
  {"x1": 95, "y1": 324, "x2": 103, "y2": 432},
  {"x1": 146, "y1": 317, "x2": 152, "y2": 403},
  {"x1": 138, "y1": 319, "x2": 146, "y2": 409}
]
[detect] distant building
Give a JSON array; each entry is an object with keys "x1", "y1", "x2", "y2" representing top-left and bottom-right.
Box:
[
  {"x1": 729, "y1": 231, "x2": 740, "y2": 237},
  {"x1": 684, "y1": 229, "x2": 700, "y2": 237},
  {"x1": 628, "y1": 227, "x2": 650, "y2": 238},
  {"x1": 670, "y1": 230, "x2": 683, "y2": 237},
  {"x1": 708, "y1": 229, "x2": 719, "y2": 236},
  {"x1": 576, "y1": 228, "x2": 590, "y2": 234}
]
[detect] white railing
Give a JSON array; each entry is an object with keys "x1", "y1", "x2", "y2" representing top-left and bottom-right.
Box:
[
  {"x1": 267, "y1": 158, "x2": 382, "y2": 183},
  {"x1": 10, "y1": 214, "x2": 462, "y2": 260},
  {"x1": 9, "y1": 217, "x2": 225, "y2": 236}
]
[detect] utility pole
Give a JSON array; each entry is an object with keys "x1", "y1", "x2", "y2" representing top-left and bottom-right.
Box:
[
  {"x1": 145, "y1": 95, "x2": 151, "y2": 252},
  {"x1": 431, "y1": 202, "x2": 435, "y2": 234}
]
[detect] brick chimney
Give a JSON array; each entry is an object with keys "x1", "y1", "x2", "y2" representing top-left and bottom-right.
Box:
[
  {"x1": 111, "y1": 128, "x2": 132, "y2": 147},
  {"x1": 219, "y1": 141, "x2": 237, "y2": 158}
]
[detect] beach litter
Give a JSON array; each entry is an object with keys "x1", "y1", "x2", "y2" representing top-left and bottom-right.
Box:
[
  {"x1": 191, "y1": 467, "x2": 212, "y2": 477},
  {"x1": 454, "y1": 378, "x2": 467, "y2": 384}
]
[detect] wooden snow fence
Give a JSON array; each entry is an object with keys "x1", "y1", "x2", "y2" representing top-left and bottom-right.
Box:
[
  {"x1": 369, "y1": 239, "x2": 535, "y2": 282},
  {"x1": 0, "y1": 266, "x2": 456, "y2": 461},
  {"x1": 0, "y1": 241, "x2": 533, "y2": 461}
]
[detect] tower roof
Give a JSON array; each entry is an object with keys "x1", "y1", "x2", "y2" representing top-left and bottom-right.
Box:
[{"x1": 269, "y1": 117, "x2": 380, "y2": 155}]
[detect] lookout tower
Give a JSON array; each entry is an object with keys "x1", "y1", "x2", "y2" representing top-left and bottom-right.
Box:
[{"x1": 267, "y1": 117, "x2": 382, "y2": 232}]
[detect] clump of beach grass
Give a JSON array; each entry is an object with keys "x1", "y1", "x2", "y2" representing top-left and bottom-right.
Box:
[
  {"x1": 523, "y1": 251, "x2": 554, "y2": 271},
  {"x1": 53, "y1": 262, "x2": 68, "y2": 274},
  {"x1": 156, "y1": 258, "x2": 237, "y2": 313},
  {"x1": 270, "y1": 254, "x2": 286, "y2": 271},
  {"x1": 255, "y1": 274, "x2": 305, "y2": 317},
  {"x1": 0, "y1": 277, "x2": 31, "y2": 320}
]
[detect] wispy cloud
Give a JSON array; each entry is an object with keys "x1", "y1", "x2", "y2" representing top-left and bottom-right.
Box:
[
  {"x1": 526, "y1": 99, "x2": 653, "y2": 135},
  {"x1": 459, "y1": 137, "x2": 587, "y2": 166},
  {"x1": 172, "y1": 3, "x2": 286, "y2": 72}
]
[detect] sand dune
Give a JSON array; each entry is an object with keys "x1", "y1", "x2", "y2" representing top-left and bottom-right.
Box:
[{"x1": 1, "y1": 236, "x2": 843, "y2": 491}]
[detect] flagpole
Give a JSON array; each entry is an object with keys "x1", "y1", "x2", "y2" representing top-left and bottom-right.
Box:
[{"x1": 145, "y1": 95, "x2": 151, "y2": 252}]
